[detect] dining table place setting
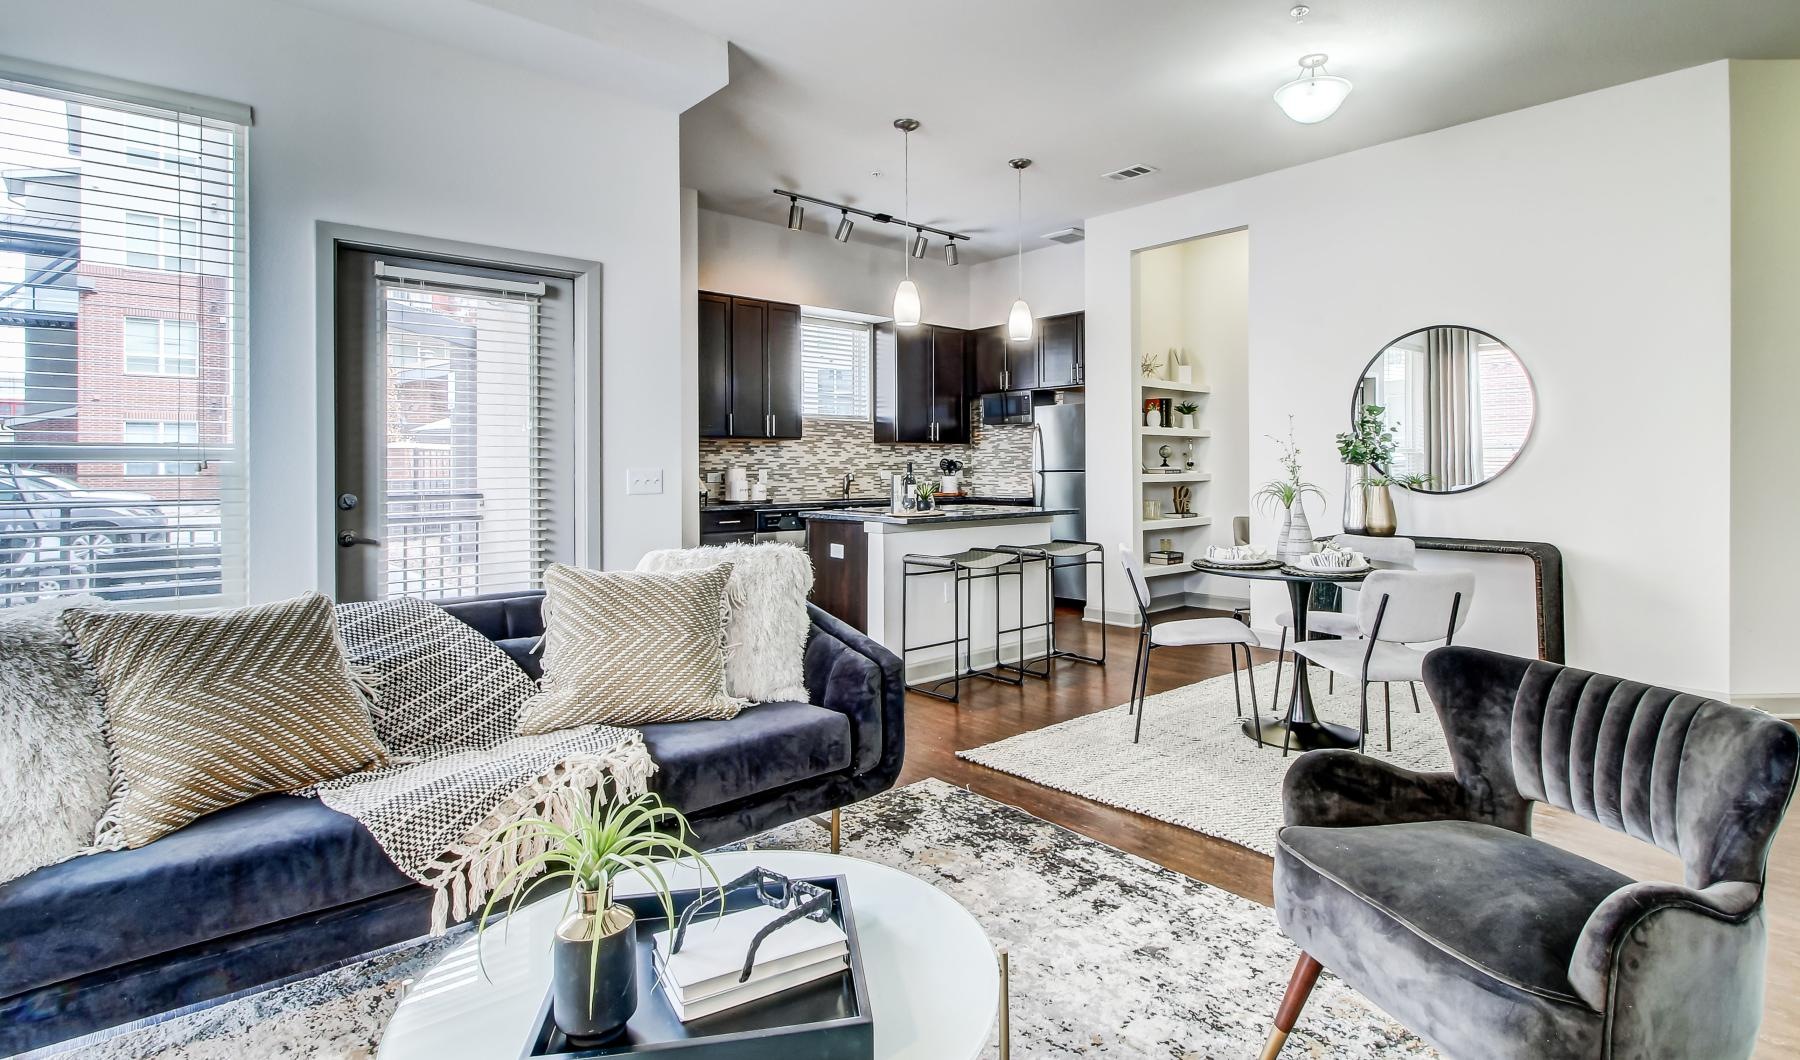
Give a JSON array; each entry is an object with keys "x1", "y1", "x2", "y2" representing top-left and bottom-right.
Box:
[
  {"x1": 1194, "y1": 544, "x2": 1282, "y2": 571},
  {"x1": 1283, "y1": 542, "x2": 1371, "y2": 576}
]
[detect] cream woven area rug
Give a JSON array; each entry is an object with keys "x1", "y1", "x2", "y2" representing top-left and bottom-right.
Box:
[{"x1": 958, "y1": 663, "x2": 1455, "y2": 855}]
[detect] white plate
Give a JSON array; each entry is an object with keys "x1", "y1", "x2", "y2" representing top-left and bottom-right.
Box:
[
  {"x1": 1200, "y1": 555, "x2": 1277, "y2": 567},
  {"x1": 1289, "y1": 559, "x2": 1371, "y2": 574}
]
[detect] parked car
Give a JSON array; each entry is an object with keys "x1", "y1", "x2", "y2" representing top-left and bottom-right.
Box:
[{"x1": 0, "y1": 465, "x2": 218, "y2": 601}]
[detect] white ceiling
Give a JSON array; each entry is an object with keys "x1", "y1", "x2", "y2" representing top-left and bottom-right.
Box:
[{"x1": 643, "y1": 0, "x2": 1800, "y2": 262}]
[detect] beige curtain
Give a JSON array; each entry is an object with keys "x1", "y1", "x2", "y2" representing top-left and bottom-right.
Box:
[{"x1": 1424, "y1": 328, "x2": 1482, "y2": 488}]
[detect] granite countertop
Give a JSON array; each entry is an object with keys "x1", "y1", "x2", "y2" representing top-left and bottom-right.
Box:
[
  {"x1": 800, "y1": 504, "x2": 1073, "y2": 526},
  {"x1": 703, "y1": 494, "x2": 1035, "y2": 513}
]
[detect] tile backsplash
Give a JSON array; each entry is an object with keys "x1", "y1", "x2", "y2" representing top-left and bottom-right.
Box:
[{"x1": 698, "y1": 403, "x2": 1034, "y2": 502}]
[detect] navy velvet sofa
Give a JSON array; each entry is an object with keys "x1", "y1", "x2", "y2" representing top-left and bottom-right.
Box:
[{"x1": 0, "y1": 591, "x2": 904, "y2": 1055}]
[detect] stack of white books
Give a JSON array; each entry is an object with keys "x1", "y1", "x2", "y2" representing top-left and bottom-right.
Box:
[{"x1": 652, "y1": 904, "x2": 849, "y2": 1021}]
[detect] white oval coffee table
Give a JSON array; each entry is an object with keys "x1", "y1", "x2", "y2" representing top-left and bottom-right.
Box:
[{"x1": 378, "y1": 850, "x2": 998, "y2": 1060}]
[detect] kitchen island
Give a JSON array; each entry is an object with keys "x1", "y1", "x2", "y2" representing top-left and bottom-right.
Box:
[{"x1": 802, "y1": 505, "x2": 1076, "y2": 685}]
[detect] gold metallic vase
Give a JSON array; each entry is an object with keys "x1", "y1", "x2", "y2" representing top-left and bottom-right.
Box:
[{"x1": 1364, "y1": 483, "x2": 1397, "y2": 537}]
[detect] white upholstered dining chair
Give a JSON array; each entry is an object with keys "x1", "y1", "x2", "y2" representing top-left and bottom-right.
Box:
[
  {"x1": 1289, "y1": 569, "x2": 1474, "y2": 751},
  {"x1": 1269, "y1": 534, "x2": 1418, "y2": 705},
  {"x1": 1120, "y1": 547, "x2": 1262, "y2": 745}
]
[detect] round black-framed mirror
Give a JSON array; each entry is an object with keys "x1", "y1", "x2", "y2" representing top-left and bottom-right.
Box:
[{"x1": 1351, "y1": 325, "x2": 1535, "y2": 494}]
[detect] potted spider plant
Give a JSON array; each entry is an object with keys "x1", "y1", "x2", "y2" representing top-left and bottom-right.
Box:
[
  {"x1": 481, "y1": 788, "x2": 715, "y2": 1045},
  {"x1": 1255, "y1": 418, "x2": 1325, "y2": 561}
]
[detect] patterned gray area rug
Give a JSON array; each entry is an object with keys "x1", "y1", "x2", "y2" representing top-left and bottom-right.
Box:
[
  {"x1": 62, "y1": 779, "x2": 1431, "y2": 1059},
  {"x1": 958, "y1": 664, "x2": 1454, "y2": 856}
]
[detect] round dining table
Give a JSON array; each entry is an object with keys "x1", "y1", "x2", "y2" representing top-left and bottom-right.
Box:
[{"x1": 1190, "y1": 559, "x2": 1373, "y2": 751}]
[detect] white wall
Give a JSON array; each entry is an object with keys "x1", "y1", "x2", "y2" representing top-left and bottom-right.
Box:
[
  {"x1": 1087, "y1": 63, "x2": 1736, "y2": 695},
  {"x1": 1728, "y1": 61, "x2": 1800, "y2": 707},
  {"x1": 697, "y1": 207, "x2": 969, "y2": 326},
  {"x1": 5, "y1": 0, "x2": 704, "y2": 597},
  {"x1": 967, "y1": 241, "x2": 1085, "y2": 328},
  {"x1": 1179, "y1": 231, "x2": 1250, "y2": 602}
]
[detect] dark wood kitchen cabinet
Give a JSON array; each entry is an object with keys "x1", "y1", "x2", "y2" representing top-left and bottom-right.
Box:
[
  {"x1": 697, "y1": 291, "x2": 802, "y2": 439},
  {"x1": 873, "y1": 322, "x2": 968, "y2": 444},
  {"x1": 1036, "y1": 311, "x2": 1085, "y2": 388},
  {"x1": 971, "y1": 325, "x2": 1039, "y2": 394},
  {"x1": 970, "y1": 311, "x2": 1084, "y2": 395}
]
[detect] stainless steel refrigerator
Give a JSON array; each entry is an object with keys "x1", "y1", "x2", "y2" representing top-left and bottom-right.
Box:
[{"x1": 1032, "y1": 403, "x2": 1088, "y2": 603}]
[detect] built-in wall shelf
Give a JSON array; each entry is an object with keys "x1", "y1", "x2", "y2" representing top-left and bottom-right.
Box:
[
  {"x1": 1138, "y1": 472, "x2": 1213, "y2": 484},
  {"x1": 1138, "y1": 378, "x2": 1211, "y2": 395},
  {"x1": 1141, "y1": 562, "x2": 1195, "y2": 579},
  {"x1": 1141, "y1": 515, "x2": 1212, "y2": 530},
  {"x1": 1138, "y1": 426, "x2": 1212, "y2": 439}
]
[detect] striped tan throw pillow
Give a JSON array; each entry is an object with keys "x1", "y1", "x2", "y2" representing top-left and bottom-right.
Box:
[
  {"x1": 517, "y1": 563, "x2": 747, "y2": 734},
  {"x1": 65, "y1": 592, "x2": 389, "y2": 849}
]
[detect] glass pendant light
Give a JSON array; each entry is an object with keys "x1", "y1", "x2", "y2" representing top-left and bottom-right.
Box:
[
  {"x1": 1274, "y1": 53, "x2": 1352, "y2": 124},
  {"x1": 892, "y1": 118, "x2": 922, "y2": 327},
  {"x1": 1007, "y1": 158, "x2": 1033, "y2": 342}
]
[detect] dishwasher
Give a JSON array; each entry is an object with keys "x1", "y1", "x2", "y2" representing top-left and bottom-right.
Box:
[{"x1": 752, "y1": 509, "x2": 808, "y2": 545}]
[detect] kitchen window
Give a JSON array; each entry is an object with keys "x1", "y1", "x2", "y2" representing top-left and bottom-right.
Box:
[
  {"x1": 0, "y1": 65, "x2": 249, "y2": 609},
  {"x1": 123, "y1": 317, "x2": 199, "y2": 376},
  {"x1": 800, "y1": 315, "x2": 871, "y2": 420}
]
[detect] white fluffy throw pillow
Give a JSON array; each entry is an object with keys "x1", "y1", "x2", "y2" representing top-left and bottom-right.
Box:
[
  {"x1": 0, "y1": 597, "x2": 113, "y2": 884},
  {"x1": 637, "y1": 542, "x2": 813, "y2": 703}
]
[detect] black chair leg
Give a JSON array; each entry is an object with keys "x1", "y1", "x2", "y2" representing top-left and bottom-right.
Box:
[
  {"x1": 1127, "y1": 634, "x2": 1146, "y2": 716},
  {"x1": 1272, "y1": 627, "x2": 1289, "y2": 713},
  {"x1": 1230, "y1": 643, "x2": 1244, "y2": 718},
  {"x1": 1410, "y1": 681, "x2": 1422, "y2": 713},
  {"x1": 1384, "y1": 682, "x2": 1393, "y2": 752},
  {"x1": 1328, "y1": 671, "x2": 1334, "y2": 695},
  {"x1": 1358, "y1": 681, "x2": 1370, "y2": 751},
  {"x1": 1131, "y1": 642, "x2": 1153, "y2": 743}
]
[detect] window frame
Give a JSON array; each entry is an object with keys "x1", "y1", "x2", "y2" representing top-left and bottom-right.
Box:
[{"x1": 122, "y1": 316, "x2": 200, "y2": 377}]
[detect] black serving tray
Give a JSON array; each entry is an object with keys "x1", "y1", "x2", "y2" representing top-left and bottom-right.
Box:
[{"x1": 521, "y1": 875, "x2": 872, "y2": 1059}]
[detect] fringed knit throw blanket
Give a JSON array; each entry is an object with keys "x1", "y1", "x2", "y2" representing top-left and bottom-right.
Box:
[{"x1": 316, "y1": 598, "x2": 655, "y2": 935}]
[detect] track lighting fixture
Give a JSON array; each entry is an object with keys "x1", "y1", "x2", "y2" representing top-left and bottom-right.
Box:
[
  {"x1": 834, "y1": 212, "x2": 854, "y2": 242},
  {"x1": 786, "y1": 197, "x2": 804, "y2": 230},
  {"x1": 944, "y1": 241, "x2": 959, "y2": 266},
  {"x1": 911, "y1": 230, "x2": 929, "y2": 259}
]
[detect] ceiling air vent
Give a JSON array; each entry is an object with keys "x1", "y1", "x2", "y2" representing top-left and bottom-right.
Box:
[
  {"x1": 1102, "y1": 163, "x2": 1159, "y2": 182},
  {"x1": 1041, "y1": 227, "x2": 1085, "y2": 244}
]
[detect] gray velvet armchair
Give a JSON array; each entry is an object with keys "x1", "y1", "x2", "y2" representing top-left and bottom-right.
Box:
[{"x1": 1262, "y1": 646, "x2": 1797, "y2": 1060}]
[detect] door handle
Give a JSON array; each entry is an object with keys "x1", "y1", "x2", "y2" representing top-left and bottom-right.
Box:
[{"x1": 338, "y1": 530, "x2": 380, "y2": 548}]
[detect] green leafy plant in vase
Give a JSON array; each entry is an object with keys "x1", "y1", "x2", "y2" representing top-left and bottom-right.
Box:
[
  {"x1": 1174, "y1": 401, "x2": 1200, "y2": 429},
  {"x1": 914, "y1": 480, "x2": 939, "y2": 511},
  {"x1": 1255, "y1": 417, "x2": 1324, "y2": 561},
  {"x1": 1335, "y1": 404, "x2": 1397, "y2": 534},
  {"x1": 480, "y1": 787, "x2": 716, "y2": 1045}
]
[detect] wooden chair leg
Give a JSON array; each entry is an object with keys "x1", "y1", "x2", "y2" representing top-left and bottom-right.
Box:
[{"x1": 1260, "y1": 952, "x2": 1323, "y2": 1060}]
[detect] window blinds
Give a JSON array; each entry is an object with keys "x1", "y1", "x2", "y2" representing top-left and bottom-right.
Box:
[
  {"x1": 374, "y1": 272, "x2": 552, "y2": 600},
  {"x1": 0, "y1": 72, "x2": 247, "y2": 609},
  {"x1": 800, "y1": 315, "x2": 872, "y2": 420}
]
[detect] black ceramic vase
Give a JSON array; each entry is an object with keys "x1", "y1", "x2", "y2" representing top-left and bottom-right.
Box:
[{"x1": 551, "y1": 890, "x2": 638, "y2": 1044}]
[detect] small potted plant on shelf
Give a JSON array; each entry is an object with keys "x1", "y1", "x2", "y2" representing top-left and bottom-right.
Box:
[
  {"x1": 1335, "y1": 404, "x2": 1397, "y2": 535},
  {"x1": 1254, "y1": 417, "x2": 1324, "y2": 561},
  {"x1": 1174, "y1": 401, "x2": 1200, "y2": 429},
  {"x1": 480, "y1": 787, "x2": 714, "y2": 1045}
]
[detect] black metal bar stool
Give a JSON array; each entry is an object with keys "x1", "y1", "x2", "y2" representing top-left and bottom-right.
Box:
[
  {"x1": 900, "y1": 548, "x2": 1026, "y2": 703},
  {"x1": 993, "y1": 536, "x2": 1101, "y2": 676}
]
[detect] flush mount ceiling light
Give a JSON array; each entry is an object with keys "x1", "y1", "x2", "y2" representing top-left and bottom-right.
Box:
[
  {"x1": 892, "y1": 118, "x2": 923, "y2": 327},
  {"x1": 1275, "y1": 53, "x2": 1352, "y2": 124},
  {"x1": 834, "y1": 211, "x2": 854, "y2": 242},
  {"x1": 786, "y1": 196, "x2": 805, "y2": 230},
  {"x1": 1006, "y1": 158, "x2": 1033, "y2": 343}
]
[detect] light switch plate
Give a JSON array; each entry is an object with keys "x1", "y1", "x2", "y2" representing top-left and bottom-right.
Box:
[
  {"x1": 829, "y1": 543, "x2": 845, "y2": 559},
  {"x1": 625, "y1": 468, "x2": 664, "y2": 495}
]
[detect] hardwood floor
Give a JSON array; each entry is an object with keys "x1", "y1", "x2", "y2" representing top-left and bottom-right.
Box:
[{"x1": 895, "y1": 606, "x2": 1800, "y2": 1058}]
